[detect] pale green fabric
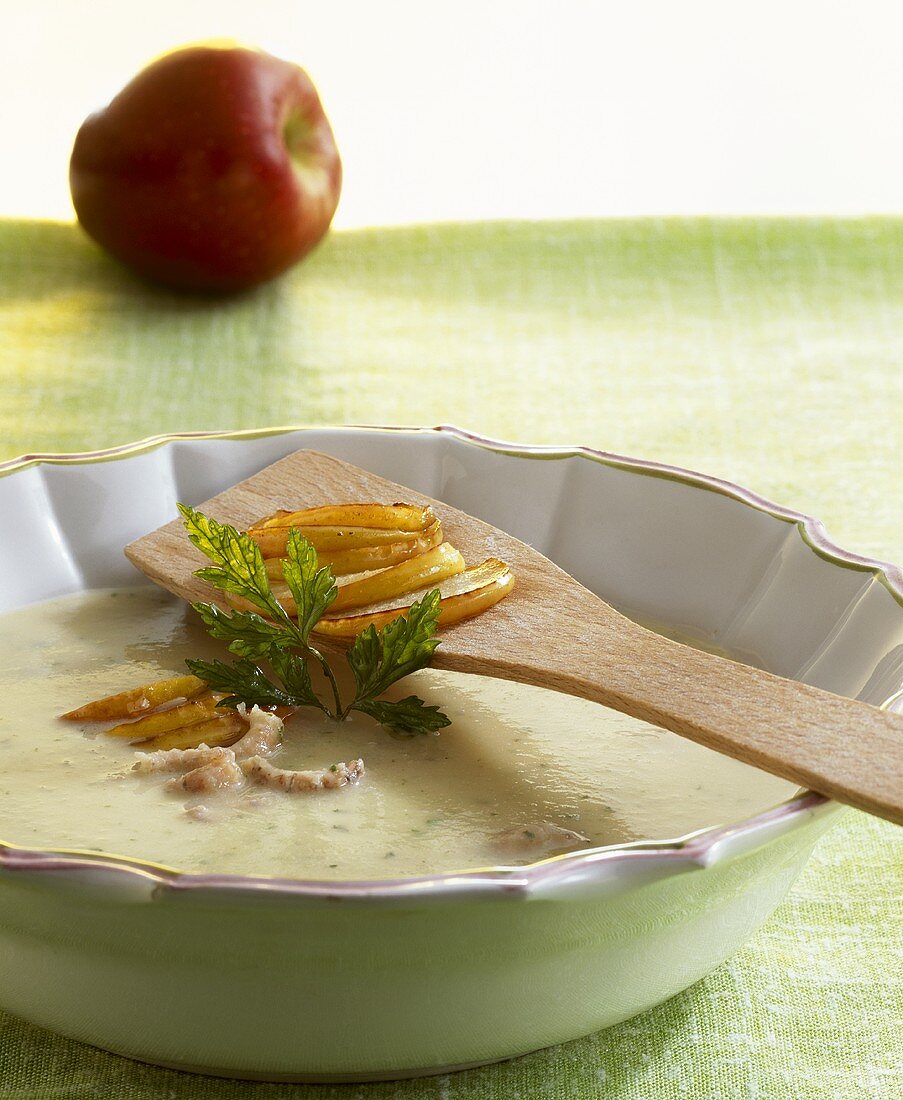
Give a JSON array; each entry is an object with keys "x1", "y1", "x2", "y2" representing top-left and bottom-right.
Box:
[{"x1": 0, "y1": 217, "x2": 901, "y2": 1098}]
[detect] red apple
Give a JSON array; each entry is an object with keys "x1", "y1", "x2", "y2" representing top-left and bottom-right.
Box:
[{"x1": 69, "y1": 45, "x2": 342, "y2": 292}]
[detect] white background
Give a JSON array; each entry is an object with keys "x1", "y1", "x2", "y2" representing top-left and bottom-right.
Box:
[{"x1": 2, "y1": 0, "x2": 902, "y2": 226}]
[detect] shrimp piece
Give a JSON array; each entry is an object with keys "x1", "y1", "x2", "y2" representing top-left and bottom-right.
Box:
[
  {"x1": 241, "y1": 754, "x2": 364, "y2": 793},
  {"x1": 185, "y1": 804, "x2": 213, "y2": 821},
  {"x1": 166, "y1": 755, "x2": 243, "y2": 793},
  {"x1": 132, "y1": 743, "x2": 234, "y2": 774},
  {"x1": 232, "y1": 705, "x2": 284, "y2": 760},
  {"x1": 493, "y1": 822, "x2": 591, "y2": 858}
]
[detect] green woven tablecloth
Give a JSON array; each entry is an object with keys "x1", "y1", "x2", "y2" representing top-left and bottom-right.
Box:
[{"x1": 0, "y1": 217, "x2": 901, "y2": 1098}]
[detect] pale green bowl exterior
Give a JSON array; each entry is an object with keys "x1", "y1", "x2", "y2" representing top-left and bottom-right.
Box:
[{"x1": 0, "y1": 808, "x2": 837, "y2": 1081}]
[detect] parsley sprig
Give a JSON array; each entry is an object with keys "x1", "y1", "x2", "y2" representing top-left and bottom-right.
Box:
[{"x1": 178, "y1": 504, "x2": 450, "y2": 737}]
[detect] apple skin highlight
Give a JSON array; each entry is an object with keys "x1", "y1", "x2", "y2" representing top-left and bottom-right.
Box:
[{"x1": 69, "y1": 45, "x2": 342, "y2": 293}]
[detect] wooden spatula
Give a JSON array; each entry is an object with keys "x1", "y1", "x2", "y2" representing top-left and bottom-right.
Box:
[{"x1": 125, "y1": 448, "x2": 903, "y2": 825}]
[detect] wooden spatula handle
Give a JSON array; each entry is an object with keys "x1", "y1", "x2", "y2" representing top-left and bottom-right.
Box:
[{"x1": 440, "y1": 615, "x2": 903, "y2": 825}]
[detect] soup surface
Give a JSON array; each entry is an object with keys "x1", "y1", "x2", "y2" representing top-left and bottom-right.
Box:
[{"x1": 0, "y1": 587, "x2": 796, "y2": 879}]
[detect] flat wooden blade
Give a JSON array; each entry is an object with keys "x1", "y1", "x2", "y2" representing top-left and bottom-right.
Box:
[{"x1": 124, "y1": 447, "x2": 572, "y2": 625}]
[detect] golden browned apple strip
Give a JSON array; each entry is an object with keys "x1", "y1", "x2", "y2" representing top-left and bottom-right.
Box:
[
  {"x1": 249, "y1": 521, "x2": 437, "y2": 558},
  {"x1": 254, "y1": 503, "x2": 435, "y2": 531},
  {"x1": 61, "y1": 674, "x2": 207, "y2": 721},
  {"x1": 105, "y1": 692, "x2": 225, "y2": 739},
  {"x1": 132, "y1": 712, "x2": 247, "y2": 753},
  {"x1": 264, "y1": 521, "x2": 443, "y2": 578},
  {"x1": 327, "y1": 542, "x2": 465, "y2": 614},
  {"x1": 312, "y1": 559, "x2": 515, "y2": 639},
  {"x1": 265, "y1": 543, "x2": 467, "y2": 618}
]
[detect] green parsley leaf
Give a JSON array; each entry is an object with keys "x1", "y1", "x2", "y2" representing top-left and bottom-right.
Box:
[
  {"x1": 269, "y1": 648, "x2": 320, "y2": 709},
  {"x1": 347, "y1": 589, "x2": 442, "y2": 700},
  {"x1": 178, "y1": 504, "x2": 289, "y2": 626},
  {"x1": 353, "y1": 695, "x2": 450, "y2": 737},
  {"x1": 281, "y1": 528, "x2": 338, "y2": 644},
  {"x1": 189, "y1": 602, "x2": 292, "y2": 660},
  {"x1": 185, "y1": 657, "x2": 299, "y2": 710}
]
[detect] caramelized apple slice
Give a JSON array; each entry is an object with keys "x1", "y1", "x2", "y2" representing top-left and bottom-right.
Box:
[
  {"x1": 255, "y1": 503, "x2": 435, "y2": 531},
  {"x1": 61, "y1": 674, "x2": 207, "y2": 721},
  {"x1": 312, "y1": 559, "x2": 515, "y2": 639},
  {"x1": 329, "y1": 542, "x2": 466, "y2": 613},
  {"x1": 264, "y1": 543, "x2": 466, "y2": 618},
  {"x1": 264, "y1": 521, "x2": 442, "y2": 578},
  {"x1": 133, "y1": 712, "x2": 246, "y2": 753},
  {"x1": 105, "y1": 692, "x2": 225, "y2": 739},
  {"x1": 249, "y1": 520, "x2": 440, "y2": 558}
]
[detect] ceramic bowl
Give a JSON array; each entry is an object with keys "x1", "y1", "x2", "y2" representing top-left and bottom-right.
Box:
[{"x1": 0, "y1": 426, "x2": 900, "y2": 1082}]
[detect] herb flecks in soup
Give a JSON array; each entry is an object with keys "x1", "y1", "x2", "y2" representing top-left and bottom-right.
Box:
[{"x1": 0, "y1": 588, "x2": 796, "y2": 880}]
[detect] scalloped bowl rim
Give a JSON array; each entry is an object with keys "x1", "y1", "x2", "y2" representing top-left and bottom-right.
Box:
[{"x1": 0, "y1": 423, "x2": 897, "y2": 902}]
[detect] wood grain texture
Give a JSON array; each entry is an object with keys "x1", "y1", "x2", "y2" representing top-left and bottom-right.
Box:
[{"x1": 125, "y1": 449, "x2": 903, "y2": 825}]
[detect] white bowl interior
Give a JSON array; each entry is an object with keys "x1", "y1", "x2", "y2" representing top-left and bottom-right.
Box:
[{"x1": 2, "y1": 427, "x2": 901, "y2": 712}]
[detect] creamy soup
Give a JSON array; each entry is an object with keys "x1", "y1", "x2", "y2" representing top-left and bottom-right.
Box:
[{"x1": 0, "y1": 588, "x2": 796, "y2": 879}]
